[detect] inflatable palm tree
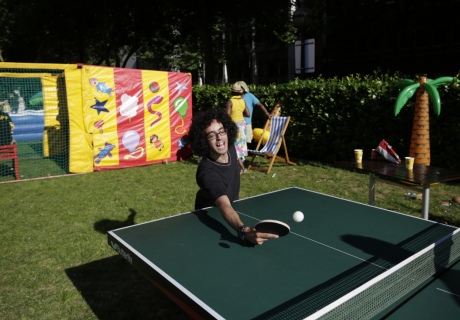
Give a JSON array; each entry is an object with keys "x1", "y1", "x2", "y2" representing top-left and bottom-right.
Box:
[{"x1": 394, "y1": 75, "x2": 455, "y2": 166}]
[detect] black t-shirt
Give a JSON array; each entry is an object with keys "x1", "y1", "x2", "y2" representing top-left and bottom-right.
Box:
[
  {"x1": 195, "y1": 145, "x2": 240, "y2": 210},
  {"x1": 0, "y1": 111, "x2": 13, "y2": 145}
]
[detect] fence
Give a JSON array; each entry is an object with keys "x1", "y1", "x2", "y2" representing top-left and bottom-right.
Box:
[{"x1": 0, "y1": 65, "x2": 70, "y2": 182}]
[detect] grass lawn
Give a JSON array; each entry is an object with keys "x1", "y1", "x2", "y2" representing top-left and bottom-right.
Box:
[{"x1": 1, "y1": 157, "x2": 459, "y2": 319}]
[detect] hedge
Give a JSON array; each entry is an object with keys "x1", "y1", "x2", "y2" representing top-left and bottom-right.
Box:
[{"x1": 192, "y1": 71, "x2": 460, "y2": 170}]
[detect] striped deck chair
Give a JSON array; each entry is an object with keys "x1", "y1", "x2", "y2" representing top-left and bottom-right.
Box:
[{"x1": 247, "y1": 116, "x2": 296, "y2": 174}]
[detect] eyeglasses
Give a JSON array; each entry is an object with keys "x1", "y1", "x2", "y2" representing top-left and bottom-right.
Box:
[{"x1": 206, "y1": 128, "x2": 227, "y2": 141}]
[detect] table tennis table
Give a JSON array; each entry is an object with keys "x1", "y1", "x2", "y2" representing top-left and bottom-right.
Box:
[{"x1": 108, "y1": 187, "x2": 460, "y2": 319}]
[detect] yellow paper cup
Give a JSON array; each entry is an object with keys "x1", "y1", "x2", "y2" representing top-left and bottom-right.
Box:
[
  {"x1": 354, "y1": 149, "x2": 363, "y2": 164},
  {"x1": 405, "y1": 156, "x2": 414, "y2": 170},
  {"x1": 408, "y1": 170, "x2": 414, "y2": 180}
]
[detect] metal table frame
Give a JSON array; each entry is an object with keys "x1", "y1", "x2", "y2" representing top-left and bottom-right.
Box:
[{"x1": 367, "y1": 173, "x2": 431, "y2": 219}]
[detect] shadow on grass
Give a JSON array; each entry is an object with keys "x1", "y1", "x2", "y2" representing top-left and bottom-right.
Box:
[
  {"x1": 94, "y1": 209, "x2": 137, "y2": 234},
  {"x1": 65, "y1": 256, "x2": 189, "y2": 320},
  {"x1": 430, "y1": 212, "x2": 460, "y2": 227}
]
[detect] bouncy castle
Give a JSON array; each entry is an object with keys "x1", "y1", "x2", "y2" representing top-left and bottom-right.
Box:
[{"x1": 0, "y1": 62, "x2": 192, "y2": 176}]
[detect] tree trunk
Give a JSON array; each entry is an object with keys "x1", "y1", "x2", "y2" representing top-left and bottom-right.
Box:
[{"x1": 410, "y1": 76, "x2": 430, "y2": 165}]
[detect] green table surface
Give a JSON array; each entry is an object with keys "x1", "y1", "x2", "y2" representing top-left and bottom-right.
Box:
[{"x1": 108, "y1": 187, "x2": 459, "y2": 319}]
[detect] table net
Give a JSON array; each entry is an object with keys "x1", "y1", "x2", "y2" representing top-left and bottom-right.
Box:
[
  {"x1": 312, "y1": 227, "x2": 460, "y2": 319},
  {"x1": 256, "y1": 226, "x2": 460, "y2": 320}
]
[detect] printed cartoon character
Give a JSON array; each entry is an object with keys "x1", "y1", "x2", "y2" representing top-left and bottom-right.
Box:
[
  {"x1": 90, "y1": 78, "x2": 114, "y2": 97},
  {"x1": 94, "y1": 142, "x2": 116, "y2": 164},
  {"x1": 149, "y1": 134, "x2": 164, "y2": 151}
]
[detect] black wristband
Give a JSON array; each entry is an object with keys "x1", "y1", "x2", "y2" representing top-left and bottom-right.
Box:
[{"x1": 237, "y1": 225, "x2": 246, "y2": 240}]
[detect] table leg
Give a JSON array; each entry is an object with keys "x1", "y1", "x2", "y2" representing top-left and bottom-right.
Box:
[
  {"x1": 422, "y1": 185, "x2": 430, "y2": 220},
  {"x1": 369, "y1": 173, "x2": 375, "y2": 206}
]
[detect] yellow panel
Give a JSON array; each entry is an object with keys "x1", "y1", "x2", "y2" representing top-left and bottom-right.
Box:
[
  {"x1": 0, "y1": 72, "x2": 53, "y2": 78},
  {"x1": 66, "y1": 68, "x2": 94, "y2": 173},
  {"x1": 41, "y1": 75, "x2": 60, "y2": 127},
  {"x1": 142, "y1": 70, "x2": 171, "y2": 161},
  {"x1": 0, "y1": 62, "x2": 77, "y2": 71},
  {"x1": 82, "y1": 66, "x2": 117, "y2": 136},
  {"x1": 82, "y1": 66, "x2": 119, "y2": 168}
]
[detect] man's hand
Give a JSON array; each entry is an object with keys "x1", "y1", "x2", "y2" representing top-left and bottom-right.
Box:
[
  {"x1": 243, "y1": 226, "x2": 279, "y2": 245},
  {"x1": 215, "y1": 196, "x2": 279, "y2": 245}
]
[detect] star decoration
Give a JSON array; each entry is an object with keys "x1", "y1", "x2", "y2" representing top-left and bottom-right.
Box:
[
  {"x1": 91, "y1": 98, "x2": 109, "y2": 115},
  {"x1": 175, "y1": 81, "x2": 188, "y2": 93}
]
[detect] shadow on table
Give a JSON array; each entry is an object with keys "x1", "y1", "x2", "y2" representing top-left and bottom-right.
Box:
[
  {"x1": 65, "y1": 256, "x2": 189, "y2": 320},
  {"x1": 193, "y1": 209, "x2": 255, "y2": 247}
]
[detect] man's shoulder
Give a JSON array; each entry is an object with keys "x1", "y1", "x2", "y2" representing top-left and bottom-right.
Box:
[{"x1": 245, "y1": 93, "x2": 259, "y2": 103}]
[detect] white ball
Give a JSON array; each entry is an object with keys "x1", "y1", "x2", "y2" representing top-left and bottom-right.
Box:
[{"x1": 293, "y1": 211, "x2": 304, "y2": 223}]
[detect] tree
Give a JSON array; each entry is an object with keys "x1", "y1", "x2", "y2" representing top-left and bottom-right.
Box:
[
  {"x1": 0, "y1": 0, "x2": 295, "y2": 83},
  {"x1": 394, "y1": 75, "x2": 457, "y2": 166}
]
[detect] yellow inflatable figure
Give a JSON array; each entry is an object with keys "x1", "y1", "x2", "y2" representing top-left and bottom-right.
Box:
[
  {"x1": 253, "y1": 128, "x2": 270, "y2": 145},
  {"x1": 251, "y1": 103, "x2": 282, "y2": 145}
]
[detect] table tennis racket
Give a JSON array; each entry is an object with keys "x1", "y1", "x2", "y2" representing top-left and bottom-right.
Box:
[{"x1": 255, "y1": 219, "x2": 290, "y2": 237}]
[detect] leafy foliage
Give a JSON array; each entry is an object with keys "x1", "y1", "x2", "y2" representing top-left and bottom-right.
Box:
[{"x1": 193, "y1": 71, "x2": 460, "y2": 170}]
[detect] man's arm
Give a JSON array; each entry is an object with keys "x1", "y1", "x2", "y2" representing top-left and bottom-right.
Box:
[
  {"x1": 257, "y1": 102, "x2": 271, "y2": 118},
  {"x1": 215, "y1": 195, "x2": 278, "y2": 245},
  {"x1": 215, "y1": 195, "x2": 244, "y2": 230}
]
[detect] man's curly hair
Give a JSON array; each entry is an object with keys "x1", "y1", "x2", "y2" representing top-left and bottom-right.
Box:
[{"x1": 189, "y1": 109, "x2": 238, "y2": 157}]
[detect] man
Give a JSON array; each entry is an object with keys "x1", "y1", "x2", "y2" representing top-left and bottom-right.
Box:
[
  {"x1": 189, "y1": 109, "x2": 278, "y2": 245},
  {"x1": 0, "y1": 103, "x2": 14, "y2": 145},
  {"x1": 238, "y1": 81, "x2": 271, "y2": 144}
]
